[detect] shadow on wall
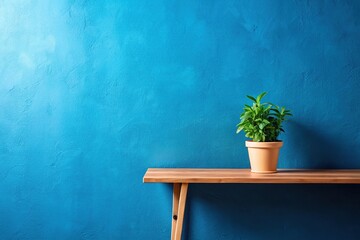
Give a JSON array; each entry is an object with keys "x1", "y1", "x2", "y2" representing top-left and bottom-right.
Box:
[
  {"x1": 184, "y1": 184, "x2": 360, "y2": 240},
  {"x1": 286, "y1": 121, "x2": 355, "y2": 169}
]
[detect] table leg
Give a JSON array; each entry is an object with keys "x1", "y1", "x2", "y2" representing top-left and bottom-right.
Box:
[
  {"x1": 171, "y1": 183, "x2": 181, "y2": 239},
  {"x1": 173, "y1": 183, "x2": 188, "y2": 240}
]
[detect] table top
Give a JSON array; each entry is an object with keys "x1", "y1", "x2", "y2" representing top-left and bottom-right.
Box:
[{"x1": 143, "y1": 168, "x2": 360, "y2": 184}]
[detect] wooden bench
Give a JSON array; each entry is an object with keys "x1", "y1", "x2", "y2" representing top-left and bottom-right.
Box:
[{"x1": 143, "y1": 168, "x2": 360, "y2": 240}]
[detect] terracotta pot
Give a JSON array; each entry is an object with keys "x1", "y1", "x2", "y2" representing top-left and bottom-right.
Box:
[{"x1": 245, "y1": 141, "x2": 283, "y2": 173}]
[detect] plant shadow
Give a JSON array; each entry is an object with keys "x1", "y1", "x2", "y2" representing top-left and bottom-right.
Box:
[{"x1": 284, "y1": 121, "x2": 358, "y2": 169}]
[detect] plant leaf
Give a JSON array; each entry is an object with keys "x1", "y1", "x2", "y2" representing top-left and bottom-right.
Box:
[
  {"x1": 236, "y1": 126, "x2": 244, "y2": 133},
  {"x1": 246, "y1": 95, "x2": 257, "y2": 102},
  {"x1": 256, "y1": 92, "x2": 267, "y2": 103}
]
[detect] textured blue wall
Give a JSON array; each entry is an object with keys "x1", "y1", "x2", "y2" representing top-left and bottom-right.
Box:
[{"x1": 1, "y1": 0, "x2": 360, "y2": 239}]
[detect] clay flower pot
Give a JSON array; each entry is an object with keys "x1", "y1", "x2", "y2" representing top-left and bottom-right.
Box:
[{"x1": 245, "y1": 141, "x2": 283, "y2": 173}]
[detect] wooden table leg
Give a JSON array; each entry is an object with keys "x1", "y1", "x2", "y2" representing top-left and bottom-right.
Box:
[
  {"x1": 173, "y1": 183, "x2": 188, "y2": 240},
  {"x1": 171, "y1": 183, "x2": 181, "y2": 240}
]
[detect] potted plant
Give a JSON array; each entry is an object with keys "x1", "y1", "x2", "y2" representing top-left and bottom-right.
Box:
[{"x1": 236, "y1": 92, "x2": 292, "y2": 173}]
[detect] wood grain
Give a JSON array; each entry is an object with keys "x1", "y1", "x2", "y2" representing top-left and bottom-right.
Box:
[
  {"x1": 143, "y1": 168, "x2": 360, "y2": 184},
  {"x1": 174, "y1": 183, "x2": 188, "y2": 240},
  {"x1": 171, "y1": 183, "x2": 180, "y2": 240}
]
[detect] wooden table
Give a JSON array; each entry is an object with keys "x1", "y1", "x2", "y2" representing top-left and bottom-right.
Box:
[{"x1": 143, "y1": 168, "x2": 360, "y2": 240}]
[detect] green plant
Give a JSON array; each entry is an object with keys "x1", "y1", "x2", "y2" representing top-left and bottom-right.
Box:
[{"x1": 236, "y1": 92, "x2": 292, "y2": 142}]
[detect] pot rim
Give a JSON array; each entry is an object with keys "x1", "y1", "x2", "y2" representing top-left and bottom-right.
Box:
[{"x1": 245, "y1": 140, "x2": 283, "y2": 148}]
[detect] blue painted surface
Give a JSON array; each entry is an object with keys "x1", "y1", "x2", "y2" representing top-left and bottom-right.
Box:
[{"x1": 1, "y1": 0, "x2": 360, "y2": 239}]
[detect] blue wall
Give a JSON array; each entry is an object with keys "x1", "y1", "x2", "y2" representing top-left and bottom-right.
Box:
[{"x1": 1, "y1": 0, "x2": 360, "y2": 239}]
